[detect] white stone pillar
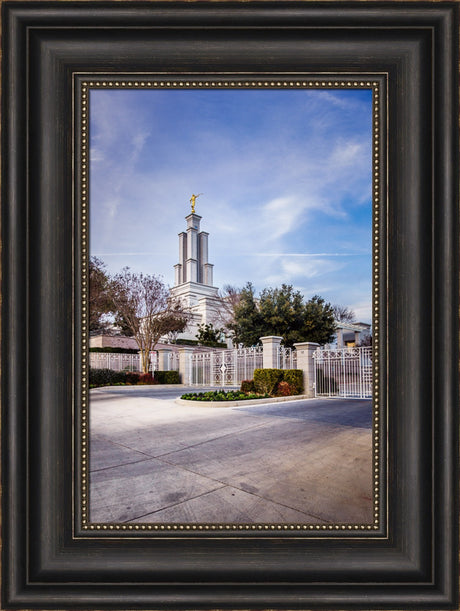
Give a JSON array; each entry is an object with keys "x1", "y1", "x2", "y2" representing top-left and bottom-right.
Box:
[
  {"x1": 354, "y1": 330, "x2": 361, "y2": 345},
  {"x1": 203, "y1": 263, "x2": 214, "y2": 286},
  {"x1": 157, "y1": 348, "x2": 173, "y2": 371},
  {"x1": 336, "y1": 328, "x2": 344, "y2": 348},
  {"x1": 177, "y1": 346, "x2": 195, "y2": 385},
  {"x1": 187, "y1": 227, "x2": 198, "y2": 261},
  {"x1": 174, "y1": 264, "x2": 182, "y2": 286},
  {"x1": 260, "y1": 336, "x2": 283, "y2": 369},
  {"x1": 178, "y1": 232, "x2": 187, "y2": 284},
  {"x1": 186, "y1": 258, "x2": 198, "y2": 283},
  {"x1": 293, "y1": 342, "x2": 320, "y2": 398},
  {"x1": 199, "y1": 232, "x2": 209, "y2": 263}
]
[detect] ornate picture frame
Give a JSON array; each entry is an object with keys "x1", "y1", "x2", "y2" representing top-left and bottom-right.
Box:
[{"x1": 2, "y1": 2, "x2": 458, "y2": 608}]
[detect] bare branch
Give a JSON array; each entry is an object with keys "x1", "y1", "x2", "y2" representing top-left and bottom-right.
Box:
[{"x1": 107, "y1": 268, "x2": 189, "y2": 372}]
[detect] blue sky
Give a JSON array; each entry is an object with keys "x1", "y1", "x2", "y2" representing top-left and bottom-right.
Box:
[{"x1": 90, "y1": 88, "x2": 373, "y2": 322}]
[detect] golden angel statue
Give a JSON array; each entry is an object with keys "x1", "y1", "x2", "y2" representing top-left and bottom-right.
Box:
[{"x1": 190, "y1": 193, "x2": 203, "y2": 213}]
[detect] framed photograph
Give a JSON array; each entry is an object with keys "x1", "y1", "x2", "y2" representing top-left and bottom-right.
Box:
[
  {"x1": 2, "y1": 2, "x2": 458, "y2": 609},
  {"x1": 87, "y1": 81, "x2": 376, "y2": 529}
]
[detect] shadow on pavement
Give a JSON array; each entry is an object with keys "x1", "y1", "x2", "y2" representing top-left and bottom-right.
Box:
[{"x1": 236, "y1": 399, "x2": 372, "y2": 429}]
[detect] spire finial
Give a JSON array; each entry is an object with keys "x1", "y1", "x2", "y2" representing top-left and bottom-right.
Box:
[{"x1": 190, "y1": 193, "x2": 203, "y2": 214}]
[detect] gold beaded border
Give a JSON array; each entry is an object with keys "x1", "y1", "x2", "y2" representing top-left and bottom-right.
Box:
[{"x1": 78, "y1": 76, "x2": 386, "y2": 537}]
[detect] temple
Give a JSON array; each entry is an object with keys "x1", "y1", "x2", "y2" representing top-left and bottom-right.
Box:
[{"x1": 169, "y1": 204, "x2": 227, "y2": 344}]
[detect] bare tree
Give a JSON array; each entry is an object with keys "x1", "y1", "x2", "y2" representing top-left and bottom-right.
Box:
[
  {"x1": 332, "y1": 304, "x2": 356, "y2": 323},
  {"x1": 108, "y1": 268, "x2": 189, "y2": 373},
  {"x1": 207, "y1": 284, "x2": 242, "y2": 332}
]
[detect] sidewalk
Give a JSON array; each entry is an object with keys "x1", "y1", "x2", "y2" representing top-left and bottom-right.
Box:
[{"x1": 90, "y1": 386, "x2": 373, "y2": 525}]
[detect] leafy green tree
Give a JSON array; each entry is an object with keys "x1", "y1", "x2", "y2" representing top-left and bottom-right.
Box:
[
  {"x1": 301, "y1": 295, "x2": 336, "y2": 346},
  {"x1": 229, "y1": 283, "x2": 336, "y2": 347},
  {"x1": 227, "y1": 282, "x2": 264, "y2": 346},
  {"x1": 196, "y1": 323, "x2": 225, "y2": 346},
  {"x1": 258, "y1": 284, "x2": 305, "y2": 346},
  {"x1": 89, "y1": 256, "x2": 113, "y2": 333}
]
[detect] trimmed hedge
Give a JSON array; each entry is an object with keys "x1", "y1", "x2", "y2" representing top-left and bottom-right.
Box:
[
  {"x1": 89, "y1": 368, "x2": 127, "y2": 387},
  {"x1": 282, "y1": 369, "x2": 304, "y2": 394},
  {"x1": 252, "y1": 368, "x2": 304, "y2": 396},
  {"x1": 125, "y1": 371, "x2": 141, "y2": 384},
  {"x1": 253, "y1": 369, "x2": 283, "y2": 395},
  {"x1": 174, "y1": 338, "x2": 227, "y2": 348},
  {"x1": 154, "y1": 370, "x2": 181, "y2": 384},
  {"x1": 240, "y1": 379, "x2": 256, "y2": 394},
  {"x1": 90, "y1": 347, "x2": 139, "y2": 354},
  {"x1": 139, "y1": 372, "x2": 155, "y2": 385},
  {"x1": 181, "y1": 390, "x2": 269, "y2": 402}
]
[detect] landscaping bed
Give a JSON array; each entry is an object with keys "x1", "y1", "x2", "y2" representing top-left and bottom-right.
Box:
[
  {"x1": 181, "y1": 369, "x2": 304, "y2": 403},
  {"x1": 89, "y1": 368, "x2": 180, "y2": 388},
  {"x1": 180, "y1": 390, "x2": 270, "y2": 402}
]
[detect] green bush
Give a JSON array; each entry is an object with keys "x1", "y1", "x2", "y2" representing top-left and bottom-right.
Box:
[
  {"x1": 154, "y1": 370, "x2": 181, "y2": 384},
  {"x1": 173, "y1": 338, "x2": 227, "y2": 348},
  {"x1": 253, "y1": 368, "x2": 303, "y2": 396},
  {"x1": 253, "y1": 369, "x2": 283, "y2": 395},
  {"x1": 174, "y1": 339, "x2": 199, "y2": 346},
  {"x1": 240, "y1": 379, "x2": 256, "y2": 393},
  {"x1": 275, "y1": 381, "x2": 294, "y2": 396},
  {"x1": 90, "y1": 347, "x2": 139, "y2": 354},
  {"x1": 89, "y1": 368, "x2": 127, "y2": 387},
  {"x1": 181, "y1": 389, "x2": 270, "y2": 402},
  {"x1": 125, "y1": 371, "x2": 140, "y2": 384},
  {"x1": 282, "y1": 369, "x2": 304, "y2": 394},
  {"x1": 139, "y1": 372, "x2": 155, "y2": 385}
]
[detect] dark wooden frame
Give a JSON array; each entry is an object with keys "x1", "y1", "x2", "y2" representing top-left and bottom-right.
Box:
[{"x1": 2, "y1": 2, "x2": 458, "y2": 609}]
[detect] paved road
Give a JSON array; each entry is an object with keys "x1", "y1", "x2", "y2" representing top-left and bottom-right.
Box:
[{"x1": 90, "y1": 385, "x2": 373, "y2": 525}]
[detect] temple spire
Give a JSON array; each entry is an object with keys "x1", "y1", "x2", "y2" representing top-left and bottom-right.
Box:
[{"x1": 174, "y1": 196, "x2": 213, "y2": 287}]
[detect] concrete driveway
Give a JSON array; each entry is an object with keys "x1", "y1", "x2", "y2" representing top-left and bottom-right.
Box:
[{"x1": 90, "y1": 385, "x2": 373, "y2": 525}]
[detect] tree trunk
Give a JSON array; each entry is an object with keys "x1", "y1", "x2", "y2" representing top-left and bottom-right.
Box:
[{"x1": 140, "y1": 349, "x2": 150, "y2": 374}]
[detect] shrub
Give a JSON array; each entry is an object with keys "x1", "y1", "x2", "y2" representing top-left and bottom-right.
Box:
[
  {"x1": 89, "y1": 368, "x2": 127, "y2": 387},
  {"x1": 154, "y1": 370, "x2": 181, "y2": 384},
  {"x1": 240, "y1": 379, "x2": 256, "y2": 394},
  {"x1": 125, "y1": 371, "x2": 140, "y2": 385},
  {"x1": 282, "y1": 369, "x2": 304, "y2": 394},
  {"x1": 174, "y1": 339, "x2": 199, "y2": 346},
  {"x1": 90, "y1": 347, "x2": 139, "y2": 354},
  {"x1": 181, "y1": 389, "x2": 270, "y2": 401},
  {"x1": 252, "y1": 369, "x2": 303, "y2": 396},
  {"x1": 138, "y1": 372, "x2": 155, "y2": 385},
  {"x1": 275, "y1": 381, "x2": 294, "y2": 396},
  {"x1": 253, "y1": 368, "x2": 283, "y2": 396}
]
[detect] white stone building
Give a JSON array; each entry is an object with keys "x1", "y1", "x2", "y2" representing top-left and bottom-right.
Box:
[
  {"x1": 168, "y1": 210, "x2": 229, "y2": 345},
  {"x1": 328, "y1": 321, "x2": 372, "y2": 348}
]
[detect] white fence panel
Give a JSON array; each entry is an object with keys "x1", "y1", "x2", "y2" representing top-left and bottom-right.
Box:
[
  {"x1": 312, "y1": 346, "x2": 372, "y2": 399},
  {"x1": 90, "y1": 352, "x2": 142, "y2": 372},
  {"x1": 89, "y1": 351, "x2": 159, "y2": 373},
  {"x1": 166, "y1": 352, "x2": 180, "y2": 371},
  {"x1": 190, "y1": 346, "x2": 263, "y2": 386},
  {"x1": 277, "y1": 346, "x2": 298, "y2": 369}
]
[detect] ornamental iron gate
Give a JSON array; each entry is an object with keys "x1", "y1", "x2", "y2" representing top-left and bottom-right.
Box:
[
  {"x1": 189, "y1": 346, "x2": 263, "y2": 386},
  {"x1": 277, "y1": 345, "x2": 297, "y2": 369},
  {"x1": 312, "y1": 346, "x2": 372, "y2": 399}
]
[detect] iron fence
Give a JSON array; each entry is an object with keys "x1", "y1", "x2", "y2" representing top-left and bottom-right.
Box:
[
  {"x1": 312, "y1": 346, "x2": 372, "y2": 399},
  {"x1": 189, "y1": 346, "x2": 263, "y2": 386}
]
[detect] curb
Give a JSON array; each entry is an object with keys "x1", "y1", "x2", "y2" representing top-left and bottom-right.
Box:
[{"x1": 175, "y1": 394, "x2": 313, "y2": 408}]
